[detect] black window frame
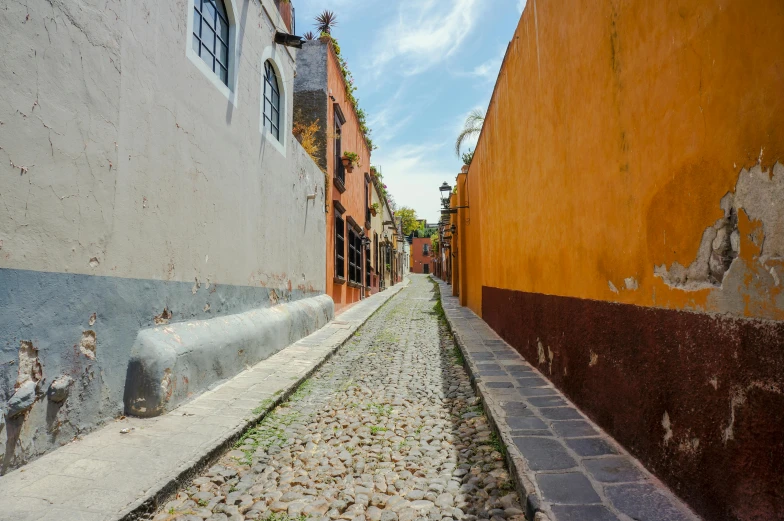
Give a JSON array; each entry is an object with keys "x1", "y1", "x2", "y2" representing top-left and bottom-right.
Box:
[
  {"x1": 365, "y1": 241, "x2": 371, "y2": 288},
  {"x1": 334, "y1": 107, "x2": 346, "y2": 188},
  {"x1": 346, "y1": 228, "x2": 364, "y2": 287},
  {"x1": 373, "y1": 232, "x2": 378, "y2": 271},
  {"x1": 364, "y1": 176, "x2": 371, "y2": 226},
  {"x1": 263, "y1": 61, "x2": 281, "y2": 141},
  {"x1": 348, "y1": 229, "x2": 359, "y2": 285},
  {"x1": 192, "y1": 0, "x2": 230, "y2": 86},
  {"x1": 335, "y1": 211, "x2": 345, "y2": 281}
]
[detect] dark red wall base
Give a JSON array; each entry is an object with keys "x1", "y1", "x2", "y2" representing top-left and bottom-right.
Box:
[{"x1": 482, "y1": 286, "x2": 784, "y2": 521}]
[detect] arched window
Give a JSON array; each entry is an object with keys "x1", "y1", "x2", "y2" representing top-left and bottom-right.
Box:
[
  {"x1": 192, "y1": 0, "x2": 230, "y2": 85},
  {"x1": 263, "y1": 61, "x2": 281, "y2": 141}
]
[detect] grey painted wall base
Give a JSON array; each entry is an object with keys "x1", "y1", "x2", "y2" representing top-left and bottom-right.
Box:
[
  {"x1": 124, "y1": 295, "x2": 334, "y2": 417},
  {"x1": 0, "y1": 268, "x2": 325, "y2": 472}
]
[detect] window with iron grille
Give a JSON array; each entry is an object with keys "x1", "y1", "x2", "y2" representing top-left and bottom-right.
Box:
[
  {"x1": 335, "y1": 212, "x2": 345, "y2": 280},
  {"x1": 373, "y1": 232, "x2": 378, "y2": 271},
  {"x1": 365, "y1": 178, "x2": 371, "y2": 224},
  {"x1": 334, "y1": 109, "x2": 345, "y2": 186},
  {"x1": 423, "y1": 244, "x2": 429, "y2": 256},
  {"x1": 365, "y1": 243, "x2": 371, "y2": 287},
  {"x1": 357, "y1": 233, "x2": 364, "y2": 284},
  {"x1": 263, "y1": 61, "x2": 281, "y2": 141},
  {"x1": 348, "y1": 229, "x2": 361, "y2": 285},
  {"x1": 192, "y1": 0, "x2": 230, "y2": 85}
]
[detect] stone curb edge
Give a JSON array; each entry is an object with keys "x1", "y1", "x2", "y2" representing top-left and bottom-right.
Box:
[
  {"x1": 432, "y1": 279, "x2": 551, "y2": 521},
  {"x1": 119, "y1": 279, "x2": 410, "y2": 521}
]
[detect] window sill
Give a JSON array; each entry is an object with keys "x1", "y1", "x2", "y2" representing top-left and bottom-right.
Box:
[
  {"x1": 261, "y1": 127, "x2": 287, "y2": 158},
  {"x1": 186, "y1": 47, "x2": 237, "y2": 107},
  {"x1": 333, "y1": 176, "x2": 346, "y2": 194},
  {"x1": 333, "y1": 276, "x2": 346, "y2": 285},
  {"x1": 347, "y1": 282, "x2": 363, "y2": 290}
]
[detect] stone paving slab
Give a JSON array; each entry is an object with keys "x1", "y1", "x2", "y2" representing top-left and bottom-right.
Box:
[
  {"x1": 434, "y1": 279, "x2": 700, "y2": 521},
  {"x1": 0, "y1": 282, "x2": 408, "y2": 521}
]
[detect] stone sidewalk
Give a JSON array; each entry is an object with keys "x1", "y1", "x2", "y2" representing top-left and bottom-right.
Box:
[
  {"x1": 435, "y1": 279, "x2": 700, "y2": 521},
  {"x1": 0, "y1": 282, "x2": 408, "y2": 521}
]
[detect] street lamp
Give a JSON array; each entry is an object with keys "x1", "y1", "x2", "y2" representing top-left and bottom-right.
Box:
[{"x1": 439, "y1": 182, "x2": 452, "y2": 208}]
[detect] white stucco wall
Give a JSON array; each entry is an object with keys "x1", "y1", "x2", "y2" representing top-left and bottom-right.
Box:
[
  {"x1": 0, "y1": 0, "x2": 327, "y2": 470},
  {"x1": 0, "y1": 0, "x2": 325, "y2": 289}
]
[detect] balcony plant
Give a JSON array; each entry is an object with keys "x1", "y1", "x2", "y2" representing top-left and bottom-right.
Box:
[
  {"x1": 370, "y1": 202, "x2": 380, "y2": 216},
  {"x1": 342, "y1": 151, "x2": 360, "y2": 173}
]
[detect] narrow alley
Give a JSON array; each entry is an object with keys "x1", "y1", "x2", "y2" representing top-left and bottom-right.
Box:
[
  {"x1": 147, "y1": 275, "x2": 525, "y2": 521},
  {"x1": 1, "y1": 1, "x2": 782, "y2": 520}
]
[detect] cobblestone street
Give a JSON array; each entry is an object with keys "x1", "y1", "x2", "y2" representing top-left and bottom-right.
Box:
[{"x1": 150, "y1": 275, "x2": 525, "y2": 521}]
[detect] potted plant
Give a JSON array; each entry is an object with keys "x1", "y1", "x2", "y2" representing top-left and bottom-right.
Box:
[
  {"x1": 370, "y1": 202, "x2": 380, "y2": 216},
  {"x1": 342, "y1": 151, "x2": 360, "y2": 173}
]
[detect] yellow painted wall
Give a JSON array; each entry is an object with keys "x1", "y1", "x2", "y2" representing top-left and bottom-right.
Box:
[{"x1": 464, "y1": 0, "x2": 784, "y2": 320}]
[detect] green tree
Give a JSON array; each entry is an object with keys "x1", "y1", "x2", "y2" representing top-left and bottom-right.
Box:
[
  {"x1": 455, "y1": 109, "x2": 485, "y2": 157},
  {"x1": 397, "y1": 207, "x2": 420, "y2": 236}
]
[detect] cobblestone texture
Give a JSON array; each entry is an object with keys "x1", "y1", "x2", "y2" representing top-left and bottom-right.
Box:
[{"x1": 148, "y1": 275, "x2": 525, "y2": 521}]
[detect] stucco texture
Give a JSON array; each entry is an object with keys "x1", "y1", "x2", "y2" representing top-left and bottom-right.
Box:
[
  {"x1": 0, "y1": 0, "x2": 327, "y2": 469},
  {"x1": 456, "y1": 1, "x2": 784, "y2": 519},
  {"x1": 464, "y1": 0, "x2": 784, "y2": 320}
]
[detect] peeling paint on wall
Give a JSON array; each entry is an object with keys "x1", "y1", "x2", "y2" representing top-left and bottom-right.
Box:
[
  {"x1": 653, "y1": 162, "x2": 784, "y2": 320},
  {"x1": 662, "y1": 411, "x2": 673, "y2": 445},
  {"x1": 16, "y1": 341, "x2": 42, "y2": 388},
  {"x1": 78, "y1": 331, "x2": 96, "y2": 360},
  {"x1": 654, "y1": 192, "x2": 739, "y2": 290}
]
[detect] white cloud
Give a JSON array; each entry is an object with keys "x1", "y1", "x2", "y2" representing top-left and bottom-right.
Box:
[
  {"x1": 366, "y1": 86, "x2": 414, "y2": 145},
  {"x1": 372, "y1": 142, "x2": 458, "y2": 223},
  {"x1": 370, "y1": 0, "x2": 480, "y2": 77},
  {"x1": 465, "y1": 45, "x2": 507, "y2": 82}
]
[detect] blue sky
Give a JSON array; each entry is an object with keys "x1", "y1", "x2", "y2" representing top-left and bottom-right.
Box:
[{"x1": 294, "y1": 0, "x2": 527, "y2": 222}]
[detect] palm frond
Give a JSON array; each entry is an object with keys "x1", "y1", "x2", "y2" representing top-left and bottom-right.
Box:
[
  {"x1": 455, "y1": 109, "x2": 485, "y2": 156},
  {"x1": 303, "y1": 31, "x2": 316, "y2": 40},
  {"x1": 314, "y1": 10, "x2": 338, "y2": 34}
]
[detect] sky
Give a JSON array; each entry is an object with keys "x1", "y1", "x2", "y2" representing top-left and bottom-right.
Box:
[{"x1": 294, "y1": 0, "x2": 526, "y2": 222}]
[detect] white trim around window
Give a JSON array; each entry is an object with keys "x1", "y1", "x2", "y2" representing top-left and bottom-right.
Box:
[
  {"x1": 259, "y1": 46, "x2": 289, "y2": 157},
  {"x1": 186, "y1": 0, "x2": 239, "y2": 107}
]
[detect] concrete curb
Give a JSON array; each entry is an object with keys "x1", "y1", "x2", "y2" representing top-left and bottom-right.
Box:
[
  {"x1": 120, "y1": 280, "x2": 409, "y2": 520},
  {"x1": 124, "y1": 294, "x2": 334, "y2": 418},
  {"x1": 433, "y1": 279, "x2": 550, "y2": 521}
]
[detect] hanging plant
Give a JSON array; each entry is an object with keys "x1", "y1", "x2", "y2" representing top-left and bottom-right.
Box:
[{"x1": 342, "y1": 151, "x2": 360, "y2": 173}]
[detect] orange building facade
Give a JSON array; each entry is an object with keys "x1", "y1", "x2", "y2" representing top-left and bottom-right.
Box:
[
  {"x1": 410, "y1": 237, "x2": 432, "y2": 275},
  {"x1": 453, "y1": 1, "x2": 784, "y2": 520},
  {"x1": 295, "y1": 39, "x2": 373, "y2": 312}
]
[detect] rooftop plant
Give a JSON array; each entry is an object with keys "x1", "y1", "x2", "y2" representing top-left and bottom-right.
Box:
[
  {"x1": 461, "y1": 148, "x2": 475, "y2": 166},
  {"x1": 315, "y1": 10, "x2": 338, "y2": 34},
  {"x1": 317, "y1": 28, "x2": 376, "y2": 151}
]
